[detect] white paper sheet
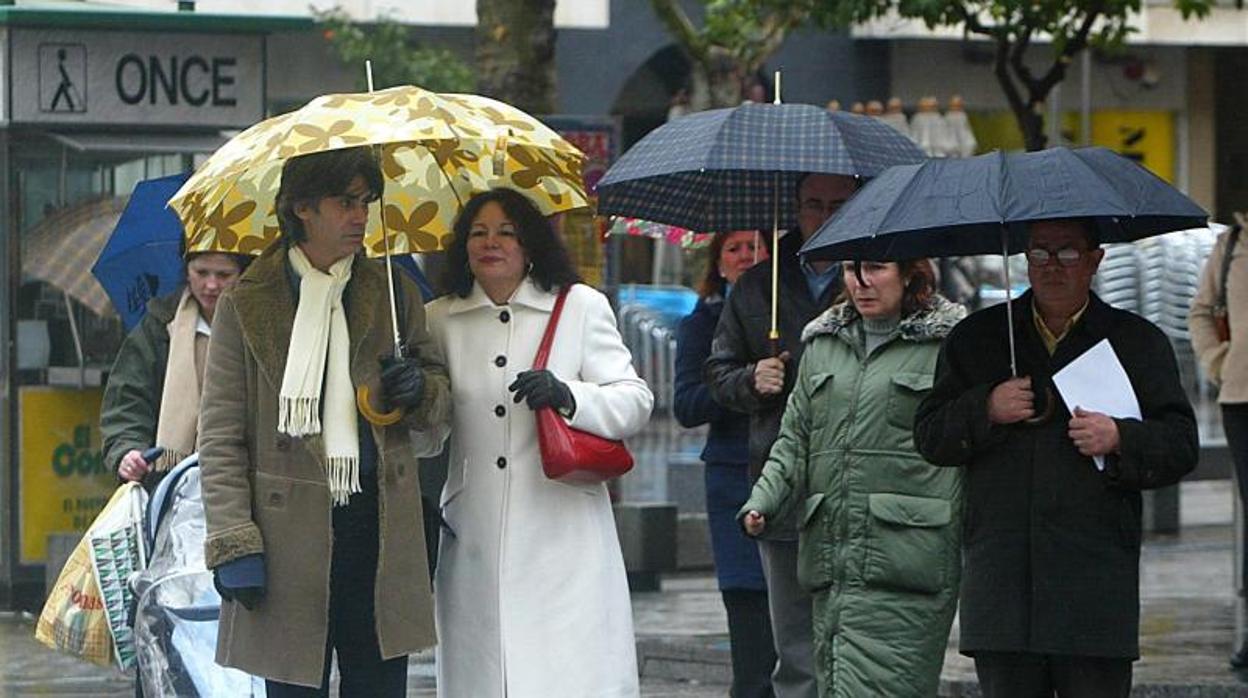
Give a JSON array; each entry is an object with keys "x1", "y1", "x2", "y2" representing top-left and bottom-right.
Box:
[{"x1": 1051, "y1": 339, "x2": 1141, "y2": 471}]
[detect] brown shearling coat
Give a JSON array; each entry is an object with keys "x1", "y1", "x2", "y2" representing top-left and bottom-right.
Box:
[{"x1": 199, "y1": 242, "x2": 451, "y2": 687}]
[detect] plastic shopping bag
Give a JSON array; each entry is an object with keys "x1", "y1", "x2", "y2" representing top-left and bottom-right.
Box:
[
  {"x1": 35, "y1": 482, "x2": 148, "y2": 668},
  {"x1": 34, "y1": 532, "x2": 114, "y2": 667}
]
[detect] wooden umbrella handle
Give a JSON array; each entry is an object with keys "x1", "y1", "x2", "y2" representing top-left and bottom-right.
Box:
[{"x1": 356, "y1": 385, "x2": 403, "y2": 426}]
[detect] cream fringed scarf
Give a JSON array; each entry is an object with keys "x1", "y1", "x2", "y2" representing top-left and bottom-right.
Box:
[
  {"x1": 280, "y1": 246, "x2": 360, "y2": 506},
  {"x1": 154, "y1": 289, "x2": 202, "y2": 471}
]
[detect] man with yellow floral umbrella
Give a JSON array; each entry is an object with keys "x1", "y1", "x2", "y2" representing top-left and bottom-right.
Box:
[{"x1": 198, "y1": 145, "x2": 451, "y2": 695}]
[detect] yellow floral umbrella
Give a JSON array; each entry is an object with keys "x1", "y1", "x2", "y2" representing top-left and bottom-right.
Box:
[{"x1": 169, "y1": 85, "x2": 588, "y2": 257}]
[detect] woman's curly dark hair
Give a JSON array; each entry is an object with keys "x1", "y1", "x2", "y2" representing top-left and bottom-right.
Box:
[{"x1": 442, "y1": 188, "x2": 580, "y2": 298}]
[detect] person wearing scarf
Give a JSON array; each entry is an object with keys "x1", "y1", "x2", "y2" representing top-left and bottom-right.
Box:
[
  {"x1": 101, "y1": 251, "x2": 248, "y2": 490},
  {"x1": 199, "y1": 146, "x2": 451, "y2": 696}
]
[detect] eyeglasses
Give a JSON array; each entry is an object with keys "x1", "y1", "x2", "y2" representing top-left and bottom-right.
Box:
[{"x1": 1026, "y1": 247, "x2": 1084, "y2": 267}]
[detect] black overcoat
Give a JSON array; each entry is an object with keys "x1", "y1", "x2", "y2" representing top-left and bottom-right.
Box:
[{"x1": 914, "y1": 290, "x2": 1197, "y2": 659}]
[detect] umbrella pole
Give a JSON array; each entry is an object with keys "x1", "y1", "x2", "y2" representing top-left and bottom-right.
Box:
[
  {"x1": 768, "y1": 70, "x2": 783, "y2": 353},
  {"x1": 365, "y1": 60, "x2": 405, "y2": 357},
  {"x1": 769, "y1": 172, "x2": 781, "y2": 353},
  {"x1": 1002, "y1": 226, "x2": 1018, "y2": 377}
]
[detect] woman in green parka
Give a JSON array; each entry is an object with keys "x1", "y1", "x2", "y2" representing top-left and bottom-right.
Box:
[{"x1": 740, "y1": 258, "x2": 966, "y2": 697}]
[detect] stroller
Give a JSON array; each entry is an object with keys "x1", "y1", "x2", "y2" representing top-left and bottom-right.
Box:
[{"x1": 131, "y1": 454, "x2": 266, "y2": 697}]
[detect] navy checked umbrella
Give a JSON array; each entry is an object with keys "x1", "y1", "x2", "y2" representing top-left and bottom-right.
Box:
[
  {"x1": 801, "y1": 147, "x2": 1207, "y2": 262},
  {"x1": 596, "y1": 103, "x2": 926, "y2": 232}
]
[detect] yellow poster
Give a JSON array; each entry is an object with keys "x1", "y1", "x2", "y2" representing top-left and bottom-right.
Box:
[
  {"x1": 20, "y1": 386, "x2": 114, "y2": 564},
  {"x1": 1090, "y1": 110, "x2": 1175, "y2": 183},
  {"x1": 966, "y1": 110, "x2": 1175, "y2": 183}
]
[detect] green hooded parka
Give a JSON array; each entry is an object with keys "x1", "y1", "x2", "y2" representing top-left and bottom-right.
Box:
[{"x1": 740, "y1": 295, "x2": 966, "y2": 697}]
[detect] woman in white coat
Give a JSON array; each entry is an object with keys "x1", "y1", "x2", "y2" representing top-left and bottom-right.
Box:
[{"x1": 425, "y1": 188, "x2": 653, "y2": 697}]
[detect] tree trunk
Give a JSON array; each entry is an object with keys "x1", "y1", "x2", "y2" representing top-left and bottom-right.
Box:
[
  {"x1": 475, "y1": 0, "x2": 557, "y2": 114},
  {"x1": 687, "y1": 48, "x2": 745, "y2": 111},
  {"x1": 1015, "y1": 104, "x2": 1047, "y2": 151}
]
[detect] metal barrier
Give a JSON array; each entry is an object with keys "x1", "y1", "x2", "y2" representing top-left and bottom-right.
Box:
[{"x1": 617, "y1": 302, "x2": 683, "y2": 417}]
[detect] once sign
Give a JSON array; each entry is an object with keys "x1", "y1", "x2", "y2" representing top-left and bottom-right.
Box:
[
  {"x1": 114, "y1": 54, "x2": 239, "y2": 107},
  {"x1": 11, "y1": 29, "x2": 264, "y2": 128}
]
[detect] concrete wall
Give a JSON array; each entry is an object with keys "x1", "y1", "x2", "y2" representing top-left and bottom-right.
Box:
[
  {"x1": 1187, "y1": 48, "x2": 1216, "y2": 214},
  {"x1": 266, "y1": 0, "x2": 891, "y2": 122},
  {"x1": 889, "y1": 40, "x2": 1190, "y2": 112}
]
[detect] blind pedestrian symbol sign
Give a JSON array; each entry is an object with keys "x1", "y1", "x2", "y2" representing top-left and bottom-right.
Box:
[{"x1": 39, "y1": 43, "x2": 87, "y2": 113}]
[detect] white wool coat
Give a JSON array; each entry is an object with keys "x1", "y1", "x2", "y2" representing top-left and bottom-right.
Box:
[{"x1": 425, "y1": 278, "x2": 652, "y2": 698}]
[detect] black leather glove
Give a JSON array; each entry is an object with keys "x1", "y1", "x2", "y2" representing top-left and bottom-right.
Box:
[
  {"x1": 213, "y1": 554, "x2": 266, "y2": 611},
  {"x1": 508, "y1": 369, "x2": 576, "y2": 416},
  {"x1": 380, "y1": 355, "x2": 426, "y2": 412}
]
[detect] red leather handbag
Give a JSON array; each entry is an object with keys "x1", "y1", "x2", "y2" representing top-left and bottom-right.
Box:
[{"x1": 533, "y1": 286, "x2": 634, "y2": 484}]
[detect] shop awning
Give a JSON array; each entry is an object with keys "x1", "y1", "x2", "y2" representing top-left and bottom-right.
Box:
[
  {"x1": 22, "y1": 196, "x2": 125, "y2": 319},
  {"x1": 48, "y1": 131, "x2": 231, "y2": 156}
]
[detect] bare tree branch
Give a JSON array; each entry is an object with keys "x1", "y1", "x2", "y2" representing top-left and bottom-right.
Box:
[
  {"x1": 1033, "y1": 3, "x2": 1103, "y2": 97},
  {"x1": 650, "y1": 0, "x2": 709, "y2": 62},
  {"x1": 1009, "y1": 26, "x2": 1036, "y2": 90},
  {"x1": 992, "y1": 34, "x2": 1027, "y2": 120}
]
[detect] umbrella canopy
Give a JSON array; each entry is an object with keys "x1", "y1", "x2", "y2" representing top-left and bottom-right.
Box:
[
  {"x1": 92, "y1": 173, "x2": 192, "y2": 330},
  {"x1": 23, "y1": 197, "x2": 125, "y2": 318},
  {"x1": 596, "y1": 102, "x2": 926, "y2": 232},
  {"x1": 801, "y1": 147, "x2": 1208, "y2": 262},
  {"x1": 169, "y1": 85, "x2": 587, "y2": 257}
]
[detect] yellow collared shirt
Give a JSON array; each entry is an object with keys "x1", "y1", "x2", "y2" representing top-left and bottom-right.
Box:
[{"x1": 1033, "y1": 300, "x2": 1089, "y2": 355}]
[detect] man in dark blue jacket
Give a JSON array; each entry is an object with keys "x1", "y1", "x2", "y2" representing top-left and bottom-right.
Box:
[{"x1": 705, "y1": 173, "x2": 857, "y2": 698}]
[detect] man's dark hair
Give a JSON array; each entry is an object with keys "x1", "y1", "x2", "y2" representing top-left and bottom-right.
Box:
[
  {"x1": 442, "y1": 188, "x2": 580, "y2": 298},
  {"x1": 794, "y1": 172, "x2": 863, "y2": 205},
  {"x1": 1029, "y1": 217, "x2": 1100, "y2": 249},
  {"x1": 276, "y1": 147, "x2": 383, "y2": 243}
]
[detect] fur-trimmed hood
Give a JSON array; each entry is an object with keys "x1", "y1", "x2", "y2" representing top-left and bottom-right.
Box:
[{"x1": 801, "y1": 294, "x2": 966, "y2": 344}]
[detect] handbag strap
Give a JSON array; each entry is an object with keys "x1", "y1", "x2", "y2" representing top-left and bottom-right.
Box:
[
  {"x1": 533, "y1": 285, "x2": 573, "y2": 370},
  {"x1": 1219, "y1": 225, "x2": 1242, "y2": 310}
]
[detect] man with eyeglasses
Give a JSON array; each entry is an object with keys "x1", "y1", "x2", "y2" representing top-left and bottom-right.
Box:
[
  {"x1": 913, "y1": 218, "x2": 1197, "y2": 697},
  {"x1": 706, "y1": 173, "x2": 858, "y2": 698}
]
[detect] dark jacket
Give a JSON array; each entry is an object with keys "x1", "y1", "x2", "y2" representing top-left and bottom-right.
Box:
[
  {"x1": 674, "y1": 296, "x2": 749, "y2": 465},
  {"x1": 705, "y1": 232, "x2": 841, "y2": 481},
  {"x1": 100, "y1": 288, "x2": 182, "y2": 487},
  {"x1": 914, "y1": 291, "x2": 1198, "y2": 659}
]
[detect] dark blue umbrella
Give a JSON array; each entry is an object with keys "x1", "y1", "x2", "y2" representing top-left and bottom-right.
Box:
[
  {"x1": 800, "y1": 147, "x2": 1208, "y2": 262},
  {"x1": 596, "y1": 102, "x2": 926, "y2": 232},
  {"x1": 799, "y1": 146, "x2": 1207, "y2": 376},
  {"x1": 92, "y1": 173, "x2": 191, "y2": 330}
]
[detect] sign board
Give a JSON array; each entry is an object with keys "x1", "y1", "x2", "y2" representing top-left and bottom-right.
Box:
[
  {"x1": 966, "y1": 109, "x2": 1175, "y2": 183},
  {"x1": 1090, "y1": 110, "x2": 1176, "y2": 184},
  {"x1": 9, "y1": 28, "x2": 264, "y2": 128},
  {"x1": 19, "y1": 386, "x2": 114, "y2": 565},
  {"x1": 546, "y1": 116, "x2": 621, "y2": 288}
]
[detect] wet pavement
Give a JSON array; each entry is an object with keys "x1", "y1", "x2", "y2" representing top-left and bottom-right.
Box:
[{"x1": 2, "y1": 480, "x2": 1246, "y2": 696}]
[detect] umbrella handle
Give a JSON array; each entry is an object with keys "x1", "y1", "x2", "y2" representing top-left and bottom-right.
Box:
[
  {"x1": 1023, "y1": 384, "x2": 1057, "y2": 426},
  {"x1": 356, "y1": 385, "x2": 403, "y2": 427}
]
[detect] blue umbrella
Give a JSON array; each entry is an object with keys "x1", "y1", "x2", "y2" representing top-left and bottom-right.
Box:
[
  {"x1": 92, "y1": 173, "x2": 191, "y2": 330},
  {"x1": 800, "y1": 147, "x2": 1207, "y2": 262},
  {"x1": 799, "y1": 147, "x2": 1208, "y2": 376},
  {"x1": 596, "y1": 102, "x2": 926, "y2": 232}
]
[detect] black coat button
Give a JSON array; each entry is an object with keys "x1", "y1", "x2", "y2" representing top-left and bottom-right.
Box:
[
  {"x1": 494, "y1": 355, "x2": 507, "y2": 367},
  {"x1": 494, "y1": 405, "x2": 506, "y2": 417},
  {"x1": 496, "y1": 457, "x2": 507, "y2": 468},
  {"x1": 499, "y1": 310, "x2": 510, "y2": 323}
]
